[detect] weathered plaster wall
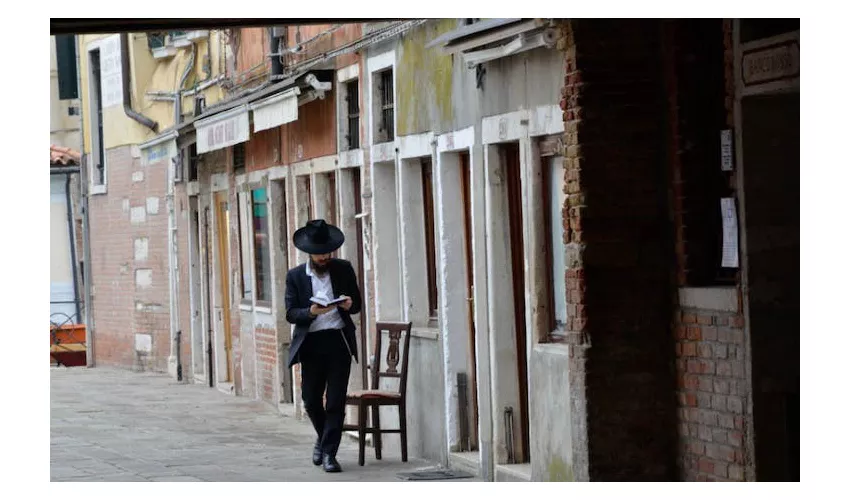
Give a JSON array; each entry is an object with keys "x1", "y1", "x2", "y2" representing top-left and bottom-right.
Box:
[{"x1": 530, "y1": 344, "x2": 574, "y2": 481}]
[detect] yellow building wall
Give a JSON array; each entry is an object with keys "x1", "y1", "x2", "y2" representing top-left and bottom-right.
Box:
[{"x1": 80, "y1": 32, "x2": 227, "y2": 155}]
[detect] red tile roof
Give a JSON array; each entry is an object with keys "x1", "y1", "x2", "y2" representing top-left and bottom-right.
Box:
[{"x1": 50, "y1": 145, "x2": 81, "y2": 166}]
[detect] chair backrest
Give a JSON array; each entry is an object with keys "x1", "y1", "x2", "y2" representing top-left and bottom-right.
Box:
[{"x1": 371, "y1": 321, "x2": 413, "y2": 399}]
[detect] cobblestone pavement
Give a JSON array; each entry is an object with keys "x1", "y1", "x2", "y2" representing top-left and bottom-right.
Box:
[{"x1": 50, "y1": 367, "x2": 475, "y2": 482}]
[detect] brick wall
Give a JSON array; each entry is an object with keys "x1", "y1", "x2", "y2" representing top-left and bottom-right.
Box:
[
  {"x1": 89, "y1": 146, "x2": 171, "y2": 372},
  {"x1": 559, "y1": 19, "x2": 678, "y2": 481},
  {"x1": 674, "y1": 308, "x2": 748, "y2": 480},
  {"x1": 255, "y1": 324, "x2": 277, "y2": 403},
  {"x1": 665, "y1": 19, "x2": 755, "y2": 481}
]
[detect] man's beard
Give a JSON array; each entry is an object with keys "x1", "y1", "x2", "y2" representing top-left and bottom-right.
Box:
[{"x1": 312, "y1": 259, "x2": 329, "y2": 273}]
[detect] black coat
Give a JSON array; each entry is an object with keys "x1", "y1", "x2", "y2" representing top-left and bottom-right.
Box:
[{"x1": 284, "y1": 258, "x2": 362, "y2": 368}]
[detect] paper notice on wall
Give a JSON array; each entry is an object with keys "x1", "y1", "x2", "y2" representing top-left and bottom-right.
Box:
[{"x1": 721, "y1": 197, "x2": 739, "y2": 268}]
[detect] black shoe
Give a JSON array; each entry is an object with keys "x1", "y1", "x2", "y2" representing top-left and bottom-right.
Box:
[
  {"x1": 312, "y1": 442, "x2": 322, "y2": 466},
  {"x1": 322, "y1": 454, "x2": 342, "y2": 473}
]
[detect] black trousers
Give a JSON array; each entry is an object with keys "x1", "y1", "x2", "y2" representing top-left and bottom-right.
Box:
[{"x1": 299, "y1": 328, "x2": 352, "y2": 457}]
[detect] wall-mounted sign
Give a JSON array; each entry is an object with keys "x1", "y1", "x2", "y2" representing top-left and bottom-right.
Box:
[
  {"x1": 194, "y1": 106, "x2": 250, "y2": 154},
  {"x1": 139, "y1": 131, "x2": 178, "y2": 167},
  {"x1": 742, "y1": 39, "x2": 799, "y2": 87},
  {"x1": 99, "y1": 35, "x2": 123, "y2": 108},
  {"x1": 720, "y1": 129, "x2": 734, "y2": 171}
]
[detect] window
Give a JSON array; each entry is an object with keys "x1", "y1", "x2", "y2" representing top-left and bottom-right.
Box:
[
  {"x1": 543, "y1": 155, "x2": 568, "y2": 333},
  {"x1": 379, "y1": 69, "x2": 394, "y2": 142},
  {"x1": 188, "y1": 143, "x2": 198, "y2": 182},
  {"x1": 237, "y1": 192, "x2": 253, "y2": 302},
  {"x1": 345, "y1": 80, "x2": 360, "y2": 150},
  {"x1": 252, "y1": 188, "x2": 272, "y2": 304},
  {"x1": 233, "y1": 143, "x2": 246, "y2": 174},
  {"x1": 421, "y1": 158, "x2": 438, "y2": 321},
  {"x1": 89, "y1": 49, "x2": 106, "y2": 186},
  {"x1": 55, "y1": 35, "x2": 79, "y2": 100}
]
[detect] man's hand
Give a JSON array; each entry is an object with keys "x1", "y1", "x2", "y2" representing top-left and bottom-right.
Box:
[
  {"x1": 338, "y1": 295, "x2": 353, "y2": 312},
  {"x1": 309, "y1": 304, "x2": 335, "y2": 317}
]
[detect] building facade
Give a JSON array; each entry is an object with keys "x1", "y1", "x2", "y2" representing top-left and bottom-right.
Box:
[{"x1": 73, "y1": 19, "x2": 799, "y2": 481}]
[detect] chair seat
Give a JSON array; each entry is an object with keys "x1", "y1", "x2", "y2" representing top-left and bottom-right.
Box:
[{"x1": 347, "y1": 389, "x2": 401, "y2": 400}]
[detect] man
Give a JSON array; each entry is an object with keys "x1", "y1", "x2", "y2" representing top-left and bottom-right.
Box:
[{"x1": 285, "y1": 219, "x2": 362, "y2": 473}]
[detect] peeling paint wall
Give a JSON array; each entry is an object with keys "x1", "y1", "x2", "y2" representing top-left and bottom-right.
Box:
[{"x1": 396, "y1": 20, "x2": 456, "y2": 136}]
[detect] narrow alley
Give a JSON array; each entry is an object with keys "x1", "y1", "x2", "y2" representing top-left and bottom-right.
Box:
[{"x1": 50, "y1": 367, "x2": 471, "y2": 482}]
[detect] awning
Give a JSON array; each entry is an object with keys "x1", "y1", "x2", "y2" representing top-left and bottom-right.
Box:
[
  {"x1": 194, "y1": 105, "x2": 250, "y2": 154},
  {"x1": 425, "y1": 19, "x2": 523, "y2": 49},
  {"x1": 426, "y1": 18, "x2": 547, "y2": 56},
  {"x1": 248, "y1": 87, "x2": 301, "y2": 133}
]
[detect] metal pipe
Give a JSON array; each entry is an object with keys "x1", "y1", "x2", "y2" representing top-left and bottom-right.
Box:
[
  {"x1": 271, "y1": 20, "x2": 424, "y2": 80},
  {"x1": 166, "y1": 41, "x2": 194, "y2": 380},
  {"x1": 75, "y1": 33, "x2": 95, "y2": 368},
  {"x1": 504, "y1": 406, "x2": 515, "y2": 464},
  {"x1": 120, "y1": 33, "x2": 159, "y2": 132},
  {"x1": 64, "y1": 173, "x2": 82, "y2": 325},
  {"x1": 50, "y1": 166, "x2": 81, "y2": 175},
  {"x1": 176, "y1": 330, "x2": 183, "y2": 381},
  {"x1": 203, "y1": 207, "x2": 214, "y2": 388}
]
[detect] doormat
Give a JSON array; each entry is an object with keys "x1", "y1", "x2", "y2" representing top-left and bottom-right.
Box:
[{"x1": 397, "y1": 469, "x2": 474, "y2": 481}]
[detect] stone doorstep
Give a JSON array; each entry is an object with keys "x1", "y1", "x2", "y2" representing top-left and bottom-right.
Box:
[
  {"x1": 449, "y1": 451, "x2": 481, "y2": 477},
  {"x1": 495, "y1": 463, "x2": 531, "y2": 482}
]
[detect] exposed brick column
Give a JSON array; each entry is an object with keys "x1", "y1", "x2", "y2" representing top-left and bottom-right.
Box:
[{"x1": 558, "y1": 19, "x2": 679, "y2": 481}]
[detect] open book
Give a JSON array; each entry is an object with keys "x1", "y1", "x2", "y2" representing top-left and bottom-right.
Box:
[{"x1": 310, "y1": 295, "x2": 346, "y2": 307}]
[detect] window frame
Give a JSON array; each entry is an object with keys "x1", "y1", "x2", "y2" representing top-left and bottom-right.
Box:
[
  {"x1": 251, "y1": 187, "x2": 272, "y2": 307},
  {"x1": 236, "y1": 191, "x2": 253, "y2": 306},
  {"x1": 87, "y1": 46, "x2": 107, "y2": 193}
]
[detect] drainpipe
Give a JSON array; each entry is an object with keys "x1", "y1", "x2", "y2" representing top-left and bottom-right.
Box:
[
  {"x1": 168, "y1": 42, "x2": 196, "y2": 381},
  {"x1": 75, "y1": 33, "x2": 95, "y2": 368},
  {"x1": 120, "y1": 33, "x2": 158, "y2": 132},
  {"x1": 65, "y1": 173, "x2": 82, "y2": 324}
]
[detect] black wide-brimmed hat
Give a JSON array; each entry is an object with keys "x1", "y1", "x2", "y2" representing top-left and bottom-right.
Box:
[{"x1": 293, "y1": 219, "x2": 345, "y2": 255}]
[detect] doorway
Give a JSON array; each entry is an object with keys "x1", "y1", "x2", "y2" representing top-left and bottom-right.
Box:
[
  {"x1": 741, "y1": 91, "x2": 800, "y2": 481},
  {"x1": 213, "y1": 191, "x2": 234, "y2": 383},
  {"x1": 458, "y1": 151, "x2": 479, "y2": 452},
  {"x1": 502, "y1": 142, "x2": 530, "y2": 464},
  {"x1": 188, "y1": 196, "x2": 205, "y2": 383}
]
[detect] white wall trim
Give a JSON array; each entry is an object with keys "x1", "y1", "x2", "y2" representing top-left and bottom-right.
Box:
[
  {"x1": 290, "y1": 154, "x2": 338, "y2": 176},
  {"x1": 367, "y1": 50, "x2": 395, "y2": 73},
  {"x1": 398, "y1": 132, "x2": 435, "y2": 160},
  {"x1": 337, "y1": 63, "x2": 360, "y2": 83},
  {"x1": 482, "y1": 105, "x2": 564, "y2": 145},
  {"x1": 371, "y1": 142, "x2": 397, "y2": 163},
  {"x1": 528, "y1": 104, "x2": 565, "y2": 137},
  {"x1": 210, "y1": 173, "x2": 229, "y2": 192},
  {"x1": 268, "y1": 165, "x2": 289, "y2": 181},
  {"x1": 235, "y1": 173, "x2": 247, "y2": 186},
  {"x1": 247, "y1": 169, "x2": 268, "y2": 186},
  {"x1": 437, "y1": 126, "x2": 475, "y2": 153},
  {"x1": 187, "y1": 181, "x2": 200, "y2": 196},
  {"x1": 338, "y1": 149, "x2": 364, "y2": 169}
]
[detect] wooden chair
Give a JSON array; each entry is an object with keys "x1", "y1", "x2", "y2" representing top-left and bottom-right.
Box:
[{"x1": 344, "y1": 321, "x2": 413, "y2": 466}]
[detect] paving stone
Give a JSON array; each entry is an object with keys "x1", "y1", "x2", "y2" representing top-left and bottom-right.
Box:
[{"x1": 51, "y1": 367, "x2": 477, "y2": 482}]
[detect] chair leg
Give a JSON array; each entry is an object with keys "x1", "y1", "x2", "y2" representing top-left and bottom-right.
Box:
[
  {"x1": 372, "y1": 402, "x2": 382, "y2": 460},
  {"x1": 358, "y1": 403, "x2": 366, "y2": 466},
  {"x1": 399, "y1": 402, "x2": 408, "y2": 462}
]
